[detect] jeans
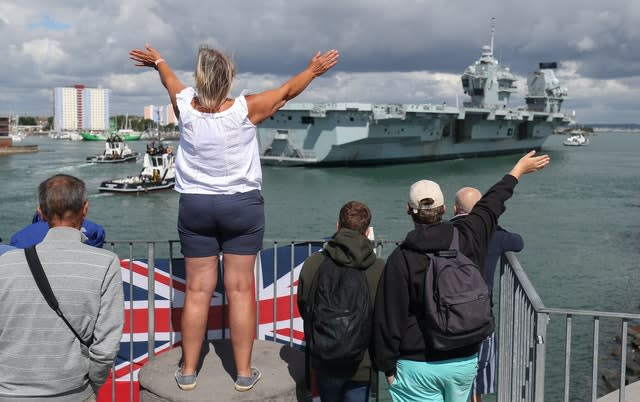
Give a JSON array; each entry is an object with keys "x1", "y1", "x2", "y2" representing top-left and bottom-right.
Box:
[{"x1": 315, "y1": 372, "x2": 370, "y2": 402}]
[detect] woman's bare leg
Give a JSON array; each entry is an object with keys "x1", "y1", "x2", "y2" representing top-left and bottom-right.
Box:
[
  {"x1": 222, "y1": 253, "x2": 257, "y2": 378},
  {"x1": 180, "y1": 255, "x2": 218, "y2": 375}
]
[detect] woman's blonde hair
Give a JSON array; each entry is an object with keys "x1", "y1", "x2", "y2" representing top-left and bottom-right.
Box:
[{"x1": 194, "y1": 46, "x2": 236, "y2": 111}]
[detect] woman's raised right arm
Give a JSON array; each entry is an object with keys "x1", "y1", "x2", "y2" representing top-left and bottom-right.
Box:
[
  {"x1": 246, "y1": 50, "x2": 339, "y2": 125},
  {"x1": 129, "y1": 44, "x2": 186, "y2": 117}
]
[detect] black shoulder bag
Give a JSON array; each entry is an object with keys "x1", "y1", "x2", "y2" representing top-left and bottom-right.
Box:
[{"x1": 24, "y1": 246, "x2": 91, "y2": 347}]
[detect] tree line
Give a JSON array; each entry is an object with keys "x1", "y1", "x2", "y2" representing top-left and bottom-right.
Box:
[{"x1": 18, "y1": 115, "x2": 176, "y2": 132}]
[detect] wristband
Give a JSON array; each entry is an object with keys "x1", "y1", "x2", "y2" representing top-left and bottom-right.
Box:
[{"x1": 154, "y1": 58, "x2": 165, "y2": 67}]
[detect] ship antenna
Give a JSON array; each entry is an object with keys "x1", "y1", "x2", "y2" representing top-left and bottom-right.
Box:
[{"x1": 490, "y1": 17, "x2": 495, "y2": 56}]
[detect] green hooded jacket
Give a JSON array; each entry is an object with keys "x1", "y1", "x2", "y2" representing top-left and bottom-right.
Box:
[{"x1": 297, "y1": 228, "x2": 385, "y2": 382}]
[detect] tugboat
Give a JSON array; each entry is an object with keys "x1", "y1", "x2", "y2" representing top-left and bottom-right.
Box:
[
  {"x1": 87, "y1": 134, "x2": 139, "y2": 163},
  {"x1": 98, "y1": 142, "x2": 175, "y2": 193}
]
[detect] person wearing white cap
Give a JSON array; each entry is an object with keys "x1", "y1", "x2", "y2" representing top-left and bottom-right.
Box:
[{"x1": 372, "y1": 150, "x2": 549, "y2": 402}]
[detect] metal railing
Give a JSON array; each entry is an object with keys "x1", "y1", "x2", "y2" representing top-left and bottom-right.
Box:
[
  {"x1": 102, "y1": 240, "x2": 639, "y2": 402},
  {"x1": 498, "y1": 251, "x2": 640, "y2": 402}
]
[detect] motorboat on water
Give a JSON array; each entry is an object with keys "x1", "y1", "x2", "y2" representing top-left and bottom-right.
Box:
[
  {"x1": 563, "y1": 129, "x2": 589, "y2": 146},
  {"x1": 98, "y1": 143, "x2": 175, "y2": 193},
  {"x1": 87, "y1": 134, "x2": 139, "y2": 163}
]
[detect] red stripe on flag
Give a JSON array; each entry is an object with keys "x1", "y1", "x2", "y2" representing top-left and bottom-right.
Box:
[{"x1": 121, "y1": 259, "x2": 186, "y2": 293}]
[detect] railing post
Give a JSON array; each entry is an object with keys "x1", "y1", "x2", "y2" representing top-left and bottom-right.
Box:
[
  {"x1": 147, "y1": 242, "x2": 155, "y2": 360},
  {"x1": 128, "y1": 243, "x2": 134, "y2": 402},
  {"x1": 619, "y1": 319, "x2": 628, "y2": 402},
  {"x1": 255, "y1": 249, "x2": 261, "y2": 341},
  {"x1": 289, "y1": 242, "x2": 295, "y2": 346},
  {"x1": 563, "y1": 314, "x2": 573, "y2": 402},
  {"x1": 534, "y1": 312, "x2": 547, "y2": 402},
  {"x1": 498, "y1": 256, "x2": 515, "y2": 402},
  {"x1": 591, "y1": 317, "x2": 599, "y2": 402},
  {"x1": 168, "y1": 241, "x2": 176, "y2": 348},
  {"x1": 273, "y1": 242, "x2": 278, "y2": 340}
]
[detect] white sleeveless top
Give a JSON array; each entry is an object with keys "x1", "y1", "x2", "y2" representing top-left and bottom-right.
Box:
[{"x1": 174, "y1": 87, "x2": 262, "y2": 194}]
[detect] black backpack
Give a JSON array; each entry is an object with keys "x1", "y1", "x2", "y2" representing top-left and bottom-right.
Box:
[
  {"x1": 304, "y1": 254, "x2": 372, "y2": 369},
  {"x1": 421, "y1": 227, "x2": 494, "y2": 351}
]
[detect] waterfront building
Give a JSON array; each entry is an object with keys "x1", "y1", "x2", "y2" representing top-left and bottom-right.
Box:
[
  {"x1": 144, "y1": 104, "x2": 176, "y2": 126},
  {"x1": 0, "y1": 113, "x2": 38, "y2": 154},
  {"x1": 53, "y1": 85, "x2": 110, "y2": 132},
  {"x1": 0, "y1": 114, "x2": 10, "y2": 148}
]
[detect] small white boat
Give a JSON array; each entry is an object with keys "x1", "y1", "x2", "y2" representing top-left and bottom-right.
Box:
[
  {"x1": 87, "y1": 134, "x2": 140, "y2": 163},
  {"x1": 98, "y1": 143, "x2": 175, "y2": 193},
  {"x1": 68, "y1": 132, "x2": 84, "y2": 141},
  {"x1": 563, "y1": 130, "x2": 590, "y2": 146},
  {"x1": 9, "y1": 134, "x2": 23, "y2": 143}
]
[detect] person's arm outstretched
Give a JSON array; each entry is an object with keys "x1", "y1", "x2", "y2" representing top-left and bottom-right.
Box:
[
  {"x1": 246, "y1": 50, "x2": 339, "y2": 125},
  {"x1": 129, "y1": 44, "x2": 186, "y2": 117},
  {"x1": 454, "y1": 150, "x2": 550, "y2": 263},
  {"x1": 509, "y1": 150, "x2": 550, "y2": 179}
]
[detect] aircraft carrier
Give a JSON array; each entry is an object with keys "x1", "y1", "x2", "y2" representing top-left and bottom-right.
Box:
[{"x1": 257, "y1": 24, "x2": 572, "y2": 166}]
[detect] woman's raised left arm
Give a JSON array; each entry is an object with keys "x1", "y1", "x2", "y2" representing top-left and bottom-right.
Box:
[
  {"x1": 246, "y1": 49, "x2": 339, "y2": 125},
  {"x1": 129, "y1": 44, "x2": 186, "y2": 117}
]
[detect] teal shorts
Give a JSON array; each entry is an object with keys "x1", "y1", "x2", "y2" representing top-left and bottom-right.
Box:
[{"x1": 388, "y1": 355, "x2": 478, "y2": 402}]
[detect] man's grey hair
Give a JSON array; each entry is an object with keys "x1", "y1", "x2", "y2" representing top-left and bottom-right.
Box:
[{"x1": 38, "y1": 174, "x2": 87, "y2": 220}]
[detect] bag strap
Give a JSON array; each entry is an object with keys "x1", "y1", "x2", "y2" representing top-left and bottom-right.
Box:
[
  {"x1": 431, "y1": 226, "x2": 460, "y2": 258},
  {"x1": 303, "y1": 253, "x2": 327, "y2": 393},
  {"x1": 24, "y1": 246, "x2": 91, "y2": 347},
  {"x1": 450, "y1": 227, "x2": 460, "y2": 250}
]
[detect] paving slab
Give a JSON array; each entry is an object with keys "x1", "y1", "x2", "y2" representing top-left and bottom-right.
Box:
[
  {"x1": 139, "y1": 339, "x2": 310, "y2": 402},
  {"x1": 598, "y1": 380, "x2": 640, "y2": 402}
]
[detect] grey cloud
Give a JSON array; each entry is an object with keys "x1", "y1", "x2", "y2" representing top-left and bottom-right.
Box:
[{"x1": 0, "y1": 0, "x2": 639, "y2": 123}]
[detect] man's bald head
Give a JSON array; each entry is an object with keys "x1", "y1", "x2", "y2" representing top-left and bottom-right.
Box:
[{"x1": 454, "y1": 187, "x2": 482, "y2": 216}]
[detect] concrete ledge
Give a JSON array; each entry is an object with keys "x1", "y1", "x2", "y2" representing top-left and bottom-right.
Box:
[
  {"x1": 0, "y1": 145, "x2": 38, "y2": 155},
  {"x1": 598, "y1": 380, "x2": 640, "y2": 402},
  {"x1": 139, "y1": 339, "x2": 310, "y2": 402}
]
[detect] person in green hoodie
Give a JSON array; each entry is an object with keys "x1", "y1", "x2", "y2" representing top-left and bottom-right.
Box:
[{"x1": 297, "y1": 200, "x2": 385, "y2": 402}]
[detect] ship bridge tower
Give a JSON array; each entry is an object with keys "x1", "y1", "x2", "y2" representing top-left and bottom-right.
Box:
[
  {"x1": 525, "y1": 62, "x2": 568, "y2": 113},
  {"x1": 461, "y1": 19, "x2": 517, "y2": 109}
]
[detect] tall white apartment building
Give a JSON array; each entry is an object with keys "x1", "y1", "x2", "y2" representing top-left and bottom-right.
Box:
[
  {"x1": 144, "y1": 104, "x2": 176, "y2": 126},
  {"x1": 53, "y1": 85, "x2": 110, "y2": 131}
]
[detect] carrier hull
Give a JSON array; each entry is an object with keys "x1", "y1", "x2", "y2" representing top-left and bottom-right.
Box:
[{"x1": 257, "y1": 104, "x2": 570, "y2": 166}]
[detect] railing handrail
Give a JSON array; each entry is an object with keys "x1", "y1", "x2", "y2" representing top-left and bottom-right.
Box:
[
  {"x1": 503, "y1": 251, "x2": 546, "y2": 310},
  {"x1": 540, "y1": 307, "x2": 640, "y2": 320}
]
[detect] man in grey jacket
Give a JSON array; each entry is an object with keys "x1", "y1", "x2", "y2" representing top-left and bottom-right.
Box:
[{"x1": 0, "y1": 174, "x2": 124, "y2": 401}]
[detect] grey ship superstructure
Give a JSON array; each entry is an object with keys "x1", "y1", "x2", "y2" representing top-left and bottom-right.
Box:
[{"x1": 257, "y1": 25, "x2": 571, "y2": 166}]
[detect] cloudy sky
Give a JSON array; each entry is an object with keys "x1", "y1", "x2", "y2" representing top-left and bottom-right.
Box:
[{"x1": 1, "y1": 0, "x2": 638, "y2": 124}]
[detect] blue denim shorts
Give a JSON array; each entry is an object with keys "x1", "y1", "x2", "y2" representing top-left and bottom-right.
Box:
[{"x1": 178, "y1": 190, "x2": 265, "y2": 257}]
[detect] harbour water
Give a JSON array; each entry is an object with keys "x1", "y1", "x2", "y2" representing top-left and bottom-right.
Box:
[{"x1": 1, "y1": 132, "x2": 639, "y2": 400}]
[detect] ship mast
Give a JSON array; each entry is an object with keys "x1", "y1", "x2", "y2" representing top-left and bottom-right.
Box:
[{"x1": 490, "y1": 17, "x2": 495, "y2": 57}]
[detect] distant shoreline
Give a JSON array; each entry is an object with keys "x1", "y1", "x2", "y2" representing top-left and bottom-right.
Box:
[{"x1": 0, "y1": 145, "x2": 38, "y2": 155}]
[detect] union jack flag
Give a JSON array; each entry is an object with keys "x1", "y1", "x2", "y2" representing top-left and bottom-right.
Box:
[{"x1": 97, "y1": 241, "x2": 323, "y2": 402}]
